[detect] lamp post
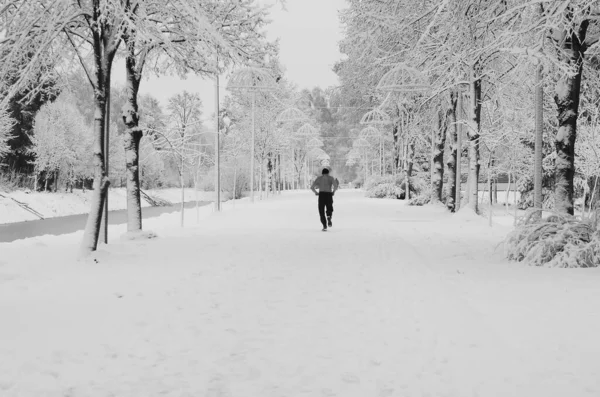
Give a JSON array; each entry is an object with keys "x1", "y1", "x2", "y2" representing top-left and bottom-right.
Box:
[{"x1": 226, "y1": 67, "x2": 277, "y2": 203}]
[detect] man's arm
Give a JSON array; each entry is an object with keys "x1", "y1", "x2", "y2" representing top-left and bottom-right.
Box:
[
  {"x1": 333, "y1": 178, "x2": 339, "y2": 193},
  {"x1": 311, "y1": 177, "x2": 320, "y2": 195}
]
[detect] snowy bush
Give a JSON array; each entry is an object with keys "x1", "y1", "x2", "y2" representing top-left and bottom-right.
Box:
[
  {"x1": 364, "y1": 175, "x2": 403, "y2": 198},
  {"x1": 505, "y1": 211, "x2": 600, "y2": 268},
  {"x1": 408, "y1": 190, "x2": 431, "y2": 206},
  {"x1": 366, "y1": 182, "x2": 404, "y2": 199},
  {"x1": 364, "y1": 175, "x2": 391, "y2": 191},
  {"x1": 364, "y1": 174, "x2": 426, "y2": 200}
]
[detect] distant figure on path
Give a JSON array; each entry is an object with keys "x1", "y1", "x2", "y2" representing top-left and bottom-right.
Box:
[{"x1": 310, "y1": 168, "x2": 339, "y2": 231}]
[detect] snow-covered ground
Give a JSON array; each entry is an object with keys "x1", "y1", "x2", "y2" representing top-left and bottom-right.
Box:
[
  {"x1": 0, "y1": 187, "x2": 217, "y2": 224},
  {"x1": 1, "y1": 190, "x2": 599, "y2": 396}
]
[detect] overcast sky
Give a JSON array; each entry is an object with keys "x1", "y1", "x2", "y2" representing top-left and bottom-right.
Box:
[{"x1": 112, "y1": 0, "x2": 347, "y2": 123}]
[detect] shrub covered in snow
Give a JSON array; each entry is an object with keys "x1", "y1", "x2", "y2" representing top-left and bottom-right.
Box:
[
  {"x1": 505, "y1": 211, "x2": 600, "y2": 268},
  {"x1": 366, "y1": 182, "x2": 404, "y2": 199},
  {"x1": 408, "y1": 191, "x2": 431, "y2": 206},
  {"x1": 364, "y1": 175, "x2": 425, "y2": 200},
  {"x1": 364, "y1": 175, "x2": 404, "y2": 199}
]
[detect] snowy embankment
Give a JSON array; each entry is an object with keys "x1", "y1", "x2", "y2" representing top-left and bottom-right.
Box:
[
  {"x1": 0, "y1": 187, "x2": 217, "y2": 224},
  {"x1": 1, "y1": 190, "x2": 600, "y2": 396}
]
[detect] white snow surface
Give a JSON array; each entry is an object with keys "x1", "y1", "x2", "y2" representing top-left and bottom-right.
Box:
[
  {"x1": 0, "y1": 188, "x2": 217, "y2": 224},
  {"x1": 1, "y1": 190, "x2": 600, "y2": 396}
]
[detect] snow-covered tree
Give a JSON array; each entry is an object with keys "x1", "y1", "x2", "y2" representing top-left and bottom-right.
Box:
[
  {"x1": 1, "y1": 0, "x2": 126, "y2": 254},
  {"x1": 545, "y1": 2, "x2": 600, "y2": 215},
  {"x1": 0, "y1": 104, "x2": 14, "y2": 163},
  {"x1": 1, "y1": 0, "x2": 275, "y2": 253},
  {"x1": 149, "y1": 91, "x2": 204, "y2": 226},
  {"x1": 30, "y1": 92, "x2": 93, "y2": 191},
  {"x1": 118, "y1": 0, "x2": 274, "y2": 232}
]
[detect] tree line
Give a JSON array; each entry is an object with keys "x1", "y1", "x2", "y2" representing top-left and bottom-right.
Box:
[
  {"x1": 334, "y1": 0, "x2": 600, "y2": 218},
  {"x1": 0, "y1": 0, "x2": 274, "y2": 256}
]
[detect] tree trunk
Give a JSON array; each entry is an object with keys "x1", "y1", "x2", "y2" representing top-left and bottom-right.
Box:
[
  {"x1": 407, "y1": 141, "x2": 415, "y2": 178},
  {"x1": 465, "y1": 171, "x2": 470, "y2": 206},
  {"x1": 488, "y1": 169, "x2": 493, "y2": 227},
  {"x1": 493, "y1": 176, "x2": 498, "y2": 204},
  {"x1": 506, "y1": 172, "x2": 511, "y2": 215},
  {"x1": 259, "y1": 160, "x2": 263, "y2": 199},
  {"x1": 122, "y1": 47, "x2": 143, "y2": 232},
  {"x1": 267, "y1": 156, "x2": 274, "y2": 196},
  {"x1": 80, "y1": 81, "x2": 110, "y2": 256},
  {"x1": 79, "y1": 10, "x2": 120, "y2": 256},
  {"x1": 466, "y1": 72, "x2": 482, "y2": 213},
  {"x1": 431, "y1": 106, "x2": 447, "y2": 203},
  {"x1": 552, "y1": 17, "x2": 591, "y2": 215},
  {"x1": 554, "y1": 60, "x2": 584, "y2": 216},
  {"x1": 392, "y1": 124, "x2": 400, "y2": 174},
  {"x1": 445, "y1": 90, "x2": 458, "y2": 211},
  {"x1": 232, "y1": 165, "x2": 237, "y2": 206},
  {"x1": 513, "y1": 176, "x2": 518, "y2": 226},
  {"x1": 404, "y1": 140, "x2": 415, "y2": 200},
  {"x1": 278, "y1": 154, "x2": 282, "y2": 194},
  {"x1": 180, "y1": 166, "x2": 185, "y2": 227},
  {"x1": 53, "y1": 170, "x2": 59, "y2": 192},
  {"x1": 455, "y1": 92, "x2": 463, "y2": 210},
  {"x1": 379, "y1": 135, "x2": 383, "y2": 176},
  {"x1": 101, "y1": 66, "x2": 111, "y2": 245},
  {"x1": 534, "y1": 64, "x2": 544, "y2": 213},
  {"x1": 480, "y1": 170, "x2": 488, "y2": 207},
  {"x1": 589, "y1": 176, "x2": 599, "y2": 220}
]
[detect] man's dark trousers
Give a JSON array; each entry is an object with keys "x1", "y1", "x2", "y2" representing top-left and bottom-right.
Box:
[{"x1": 318, "y1": 192, "x2": 334, "y2": 228}]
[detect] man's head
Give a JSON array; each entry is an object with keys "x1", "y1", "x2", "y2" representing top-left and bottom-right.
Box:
[{"x1": 322, "y1": 168, "x2": 330, "y2": 175}]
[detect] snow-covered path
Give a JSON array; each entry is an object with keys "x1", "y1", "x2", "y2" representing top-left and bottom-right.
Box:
[{"x1": 1, "y1": 190, "x2": 600, "y2": 396}]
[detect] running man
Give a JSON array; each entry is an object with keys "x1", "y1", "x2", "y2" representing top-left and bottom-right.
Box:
[{"x1": 310, "y1": 168, "x2": 339, "y2": 231}]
